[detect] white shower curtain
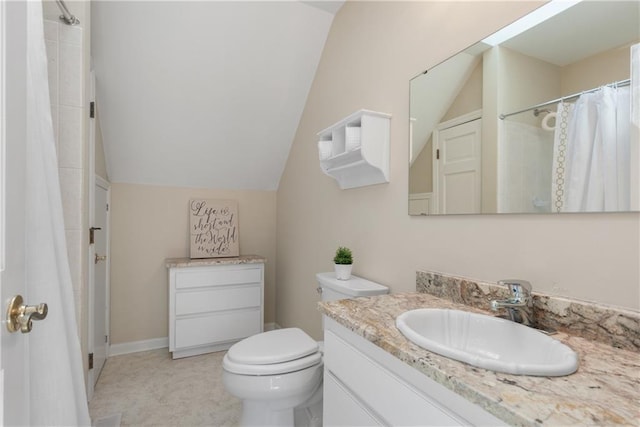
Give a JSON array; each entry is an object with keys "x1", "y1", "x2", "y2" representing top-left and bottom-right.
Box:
[
  {"x1": 551, "y1": 85, "x2": 631, "y2": 212},
  {"x1": 499, "y1": 120, "x2": 554, "y2": 213},
  {"x1": 631, "y1": 43, "x2": 639, "y2": 210},
  {"x1": 26, "y1": 1, "x2": 91, "y2": 425}
]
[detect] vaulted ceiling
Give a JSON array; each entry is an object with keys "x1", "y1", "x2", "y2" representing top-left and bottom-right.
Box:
[{"x1": 92, "y1": 1, "x2": 343, "y2": 190}]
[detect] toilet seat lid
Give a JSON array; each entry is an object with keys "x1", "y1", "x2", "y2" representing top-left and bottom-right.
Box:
[
  {"x1": 226, "y1": 328, "x2": 319, "y2": 365},
  {"x1": 223, "y1": 351, "x2": 322, "y2": 375}
]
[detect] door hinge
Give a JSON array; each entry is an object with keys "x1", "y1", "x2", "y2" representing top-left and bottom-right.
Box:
[
  {"x1": 89, "y1": 101, "x2": 95, "y2": 118},
  {"x1": 105, "y1": 335, "x2": 109, "y2": 343},
  {"x1": 89, "y1": 227, "x2": 102, "y2": 245},
  {"x1": 106, "y1": 203, "x2": 109, "y2": 212},
  {"x1": 436, "y1": 149, "x2": 440, "y2": 160},
  {"x1": 89, "y1": 353, "x2": 94, "y2": 370}
]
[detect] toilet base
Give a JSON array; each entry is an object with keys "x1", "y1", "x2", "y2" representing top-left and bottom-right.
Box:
[
  {"x1": 293, "y1": 394, "x2": 323, "y2": 427},
  {"x1": 239, "y1": 379, "x2": 323, "y2": 427},
  {"x1": 240, "y1": 402, "x2": 294, "y2": 427}
]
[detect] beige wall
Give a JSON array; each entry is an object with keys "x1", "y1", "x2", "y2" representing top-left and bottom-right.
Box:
[
  {"x1": 499, "y1": 46, "x2": 561, "y2": 126},
  {"x1": 561, "y1": 43, "x2": 634, "y2": 95},
  {"x1": 110, "y1": 183, "x2": 277, "y2": 344},
  {"x1": 442, "y1": 60, "x2": 483, "y2": 123},
  {"x1": 408, "y1": 137, "x2": 432, "y2": 194},
  {"x1": 409, "y1": 59, "x2": 483, "y2": 195},
  {"x1": 276, "y1": 1, "x2": 640, "y2": 341}
]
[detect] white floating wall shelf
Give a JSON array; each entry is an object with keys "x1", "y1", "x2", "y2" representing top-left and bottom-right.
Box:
[{"x1": 317, "y1": 109, "x2": 391, "y2": 189}]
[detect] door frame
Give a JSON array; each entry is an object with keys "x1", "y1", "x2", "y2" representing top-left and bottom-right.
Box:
[
  {"x1": 87, "y1": 175, "x2": 111, "y2": 401},
  {"x1": 87, "y1": 68, "x2": 96, "y2": 400},
  {"x1": 87, "y1": 69, "x2": 111, "y2": 399},
  {"x1": 1, "y1": 1, "x2": 30, "y2": 422},
  {"x1": 432, "y1": 109, "x2": 482, "y2": 214},
  {"x1": 87, "y1": 175, "x2": 111, "y2": 398}
]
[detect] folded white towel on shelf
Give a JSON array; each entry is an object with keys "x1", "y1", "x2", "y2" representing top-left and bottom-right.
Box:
[
  {"x1": 318, "y1": 140, "x2": 332, "y2": 160},
  {"x1": 345, "y1": 126, "x2": 361, "y2": 151}
]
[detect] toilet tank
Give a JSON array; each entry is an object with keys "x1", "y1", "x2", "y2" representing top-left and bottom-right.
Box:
[{"x1": 316, "y1": 272, "x2": 389, "y2": 302}]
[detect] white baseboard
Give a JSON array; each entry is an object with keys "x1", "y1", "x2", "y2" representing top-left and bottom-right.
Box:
[
  {"x1": 109, "y1": 325, "x2": 281, "y2": 357},
  {"x1": 93, "y1": 413, "x2": 122, "y2": 427},
  {"x1": 265, "y1": 322, "x2": 280, "y2": 331},
  {"x1": 109, "y1": 337, "x2": 168, "y2": 357},
  {"x1": 109, "y1": 322, "x2": 280, "y2": 356}
]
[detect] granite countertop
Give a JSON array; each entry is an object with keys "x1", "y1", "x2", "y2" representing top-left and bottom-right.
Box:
[
  {"x1": 318, "y1": 292, "x2": 640, "y2": 426},
  {"x1": 165, "y1": 254, "x2": 266, "y2": 268}
]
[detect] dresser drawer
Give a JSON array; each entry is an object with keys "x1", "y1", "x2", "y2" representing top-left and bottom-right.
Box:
[
  {"x1": 175, "y1": 285, "x2": 261, "y2": 316},
  {"x1": 175, "y1": 266, "x2": 262, "y2": 289},
  {"x1": 175, "y1": 309, "x2": 262, "y2": 349}
]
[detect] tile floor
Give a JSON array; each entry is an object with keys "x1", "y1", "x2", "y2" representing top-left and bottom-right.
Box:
[{"x1": 89, "y1": 348, "x2": 242, "y2": 426}]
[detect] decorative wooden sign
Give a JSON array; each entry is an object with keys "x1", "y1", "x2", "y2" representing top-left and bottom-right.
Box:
[{"x1": 189, "y1": 199, "x2": 239, "y2": 258}]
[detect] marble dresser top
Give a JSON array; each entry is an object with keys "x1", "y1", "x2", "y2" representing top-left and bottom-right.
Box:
[
  {"x1": 318, "y1": 292, "x2": 640, "y2": 426},
  {"x1": 165, "y1": 254, "x2": 265, "y2": 268}
]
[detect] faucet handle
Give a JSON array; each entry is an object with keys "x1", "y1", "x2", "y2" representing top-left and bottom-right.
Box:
[{"x1": 498, "y1": 279, "x2": 531, "y2": 301}]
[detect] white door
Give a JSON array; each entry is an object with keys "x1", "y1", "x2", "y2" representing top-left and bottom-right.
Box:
[
  {"x1": 434, "y1": 119, "x2": 482, "y2": 214},
  {"x1": 91, "y1": 179, "x2": 109, "y2": 386},
  {"x1": 1, "y1": 1, "x2": 33, "y2": 424}
]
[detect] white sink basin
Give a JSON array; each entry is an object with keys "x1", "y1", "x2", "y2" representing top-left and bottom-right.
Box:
[{"x1": 396, "y1": 308, "x2": 578, "y2": 376}]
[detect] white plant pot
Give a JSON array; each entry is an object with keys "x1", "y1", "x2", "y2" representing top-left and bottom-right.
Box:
[{"x1": 334, "y1": 264, "x2": 352, "y2": 280}]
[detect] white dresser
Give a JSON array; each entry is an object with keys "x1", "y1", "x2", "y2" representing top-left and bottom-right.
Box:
[{"x1": 166, "y1": 256, "x2": 265, "y2": 359}]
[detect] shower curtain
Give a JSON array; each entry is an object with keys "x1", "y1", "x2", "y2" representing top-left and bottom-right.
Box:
[
  {"x1": 26, "y1": 1, "x2": 91, "y2": 425},
  {"x1": 499, "y1": 120, "x2": 554, "y2": 213},
  {"x1": 551, "y1": 85, "x2": 631, "y2": 212},
  {"x1": 632, "y1": 44, "x2": 639, "y2": 210}
]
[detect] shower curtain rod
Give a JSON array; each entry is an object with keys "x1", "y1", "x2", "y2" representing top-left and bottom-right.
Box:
[
  {"x1": 55, "y1": 0, "x2": 80, "y2": 26},
  {"x1": 499, "y1": 78, "x2": 631, "y2": 120}
]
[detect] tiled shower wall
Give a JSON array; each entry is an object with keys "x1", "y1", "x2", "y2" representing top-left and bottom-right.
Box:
[{"x1": 43, "y1": 5, "x2": 87, "y2": 343}]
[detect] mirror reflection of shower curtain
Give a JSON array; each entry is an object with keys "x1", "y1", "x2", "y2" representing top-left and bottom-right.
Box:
[
  {"x1": 499, "y1": 120, "x2": 553, "y2": 213},
  {"x1": 551, "y1": 86, "x2": 631, "y2": 212},
  {"x1": 631, "y1": 43, "x2": 639, "y2": 210}
]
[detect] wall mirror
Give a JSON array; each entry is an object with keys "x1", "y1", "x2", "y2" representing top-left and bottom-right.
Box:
[{"x1": 409, "y1": 1, "x2": 639, "y2": 215}]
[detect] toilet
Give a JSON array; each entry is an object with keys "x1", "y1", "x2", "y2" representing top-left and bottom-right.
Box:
[{"x1": 222, "y1": 272, "x2": 389, "y2": 427}]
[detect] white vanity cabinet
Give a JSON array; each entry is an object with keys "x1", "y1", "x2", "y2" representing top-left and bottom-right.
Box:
[
  {"x1": 323, "y1": 317, "x2": 506, "y2": 426},
  {"x1": 167, "y1": 257, "x2": 264, "y2": 359}
]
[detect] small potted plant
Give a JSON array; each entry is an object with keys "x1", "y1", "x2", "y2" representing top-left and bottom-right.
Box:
[{"x1": 333, "y1": 246, "x2": 353, "y2": 280}]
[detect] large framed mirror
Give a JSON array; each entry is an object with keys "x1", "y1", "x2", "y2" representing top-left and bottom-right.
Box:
[{"x1": 409, "y1": 1, "x2": 639, "y2": 215}]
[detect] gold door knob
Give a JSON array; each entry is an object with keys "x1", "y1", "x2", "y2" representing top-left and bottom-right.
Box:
[
  {"x1": 6, "y1": 295, "x2": 48, "y2": 333},
  {"x1": 95, "y1": 254, "x2": 107, "y2": 264}
]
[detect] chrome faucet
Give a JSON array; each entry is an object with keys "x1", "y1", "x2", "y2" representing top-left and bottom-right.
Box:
[{"x1": 490, "y1": 279, "x2": 533, "y2": 326}]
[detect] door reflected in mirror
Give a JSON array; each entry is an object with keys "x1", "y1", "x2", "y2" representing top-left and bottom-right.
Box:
[{"x1": 409, "y1": 1, "x2": 639, "y2": 215}]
